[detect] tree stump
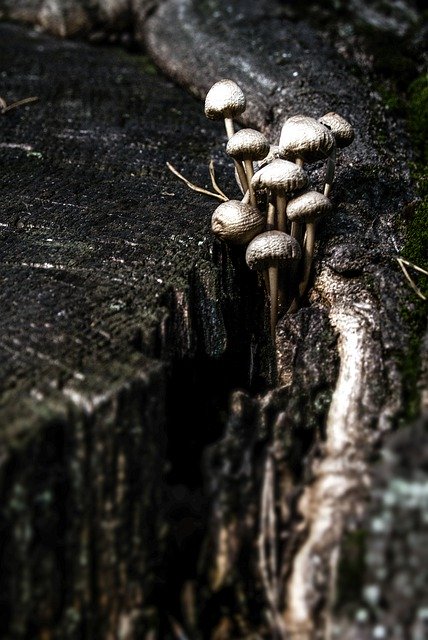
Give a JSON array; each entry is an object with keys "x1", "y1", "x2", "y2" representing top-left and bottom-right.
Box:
[{"x1": 0, "y1": 1, "x2": 426, "y2": 638}]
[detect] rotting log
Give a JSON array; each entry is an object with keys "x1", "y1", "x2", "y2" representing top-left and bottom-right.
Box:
[{"x1": 0, "y1": 1, "x2": 427, "y2": 639}]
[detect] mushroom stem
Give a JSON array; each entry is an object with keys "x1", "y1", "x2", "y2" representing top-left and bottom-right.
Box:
[
  {"x1": 224, "y1": 117, "x2": 249, "y2": 193},
  {"x1": 323, "y1": 145, "x2": 336, "y2": 197},
  {"x1": 235, "y1": 161, "x2": 249, "y2": 194},
  {"x1": 276, "y1": 195, "x2": 287, "y2": 310},
  {"x1": 269, "y1": 265, "x2": 279, "y2": 338},
  {"x1": 266, "y1": 200, "x2": 276, "y2": 230},
  {"x1": 287, "y1": 298, "x2": 299, "y2": 314},
  {"x1": 224, "y1": 117, "x2": 235, "y2": 140},
  {"x1": 242, "y1": 190, "x2": 251, "y2": 204},
  {"x1": 246, "y1": 231, "x2": 301, "y2": 334},
  {"x1": 290, "y1": 221, "x2": 299, "y2": 240},
  {"x1": 244, "y1": 159, "x2": 257, "y2": 206},
  {"x1": 263, "y1": 270, "x2": 270, "y2": 295},
  {"x1": 264, "y1": 201, "x2": 277, "y2": 301},
  {"x1": 276, "y1": 195, "x2": 287, "y2": 232},
  {"x1": 299, "y1": 222, "x2": 316, "y2": 296},
  {"x1": 276, "y1": 194, "x2": 287, "y2": 308}
]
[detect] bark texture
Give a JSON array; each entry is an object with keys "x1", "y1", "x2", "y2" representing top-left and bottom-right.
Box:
[{"x1": 0, "y1": 1, "x2": 426, "y2": 639}]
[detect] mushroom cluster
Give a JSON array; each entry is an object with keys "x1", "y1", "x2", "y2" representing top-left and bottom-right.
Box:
[{"x1": 174, "y1": 79, "x2": 355, "y2": 338}]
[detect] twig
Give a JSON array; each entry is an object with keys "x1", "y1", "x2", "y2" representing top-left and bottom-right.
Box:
[
  {"x1": 0, "y1": 96, "x2": 39, "y2": 114},
  {"x1": 208, "y1": 159, "x2": 229, "y2": 200},
  {"x1": 166, "y1": 162, "x2": 228, "y2": 201},
  {"x1": 397, "y1": 257, "x2": 427, "y2": 301}
]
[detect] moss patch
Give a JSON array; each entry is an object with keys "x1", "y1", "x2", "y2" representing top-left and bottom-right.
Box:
[
  {"x1": 397, "y1": 73, "x2": 428, "y2": 422},
  {"x1": 408, "y1": 74, "x2": 428, "y2": 179},
  {"x1": 116, "y1": 49, "x2": 159, "y2": 75},
  {"x1": 402, "y1": 73, "x2": 428, "y2": 292}
]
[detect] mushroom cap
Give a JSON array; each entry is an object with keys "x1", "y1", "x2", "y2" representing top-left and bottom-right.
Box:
[
  {"x1": 226, "y1": 128, "x2": 270, "y2": 161},
  {"x1": 251, "y1": 158, "x2": 308, "y2": 195},
  {"x1": 318, "y1": 112, "x2": 355, "y2": 148},
  {"x1": 245, "y1": 230, "x2": 301, "y2": 270},
  {"x1": 204, "y1": 79, "x2": 246, "y2": 120},
  {"x1": 279, "y1": 115, "x2": 335, "y2": 163},
  {"x1": 211, "y1": 200, "x2": 265, "y2": 245},
  {"x1": 286, "y1": 190, "x2": 332, "y2": 224},
  {"x1": 258, "y1": 145, "x2": 282, "y2": 168}
]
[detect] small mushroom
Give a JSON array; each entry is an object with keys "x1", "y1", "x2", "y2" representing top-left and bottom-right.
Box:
[
  {"x1": 204, "y1": 79, "x2": 249, "y2": 194},
  {"x1": 286, "y1": 191, "x2": 332, "y2": 296},
  {"x1": 318, "y1": 112, "x2": 355, "y2": 197},
  {"x1": 211, "y1": 200, "x2": 265, "y2": 245},
  {"x1": 204, "y1": 79, "x2": 246, "y2": 139},
  {"x1": 245, "y1": 230, "x2": 301, "y2": 337},
  {"x1": 279, "y1": 115, "x2": 335, "y2": 166},
  {"x1": 257, "y1": 144, "x2": 282, "y2": 169},
  {"x1": 226, "y1": 128, "x2": 270, "y2": 207},
  {"x1": 251, "y1": 159, "x2": 308, "y2": 231},
  {"x1": 318, "y1": 112, "x2": 354, "y2": 149}
]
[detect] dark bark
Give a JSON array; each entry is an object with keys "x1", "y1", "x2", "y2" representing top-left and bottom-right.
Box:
[
  {"x1": 0, "y1": 23, "x2": 264, "y2": 638},
  {"x1": 0, "y1": 1, "x2": 426, "y2": 639}
]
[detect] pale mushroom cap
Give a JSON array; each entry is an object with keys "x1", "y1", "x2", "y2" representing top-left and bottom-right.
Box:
[
  {"x1": 204, "y1": 79, "x2": 246, "y2": 120},
  {"x1": 258, "y1": 145, "x2": 281, "y2": 168},
  {"x1": 245, "y1": 230, "x2": 301, "y2": 270},
  {"x1": 286, "y1": 190, "x2": 333, "y2": 224},
  {"x1": 211, "y1": 200, "x2": 265, "y2": 245},
  {"x1": 279, "y1": 115, "x2": 335, "y2": 163},
  {"x1": 226, "y1": 128, "x2": 270, "y2": 161},
  {"x1": 318, "y1": 112, "x2": 355, "y2": 148},
  {"x1": 251, "y1": 158, "x2": 308, "y2": 195}
]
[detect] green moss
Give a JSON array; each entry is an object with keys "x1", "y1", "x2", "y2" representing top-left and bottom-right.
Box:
[
  {"x1": 402, "y1": 73, "x2": 428, "y2": 293},
  {"x1": 377, "y1": 84, "x2": 406, "y2": 117},
  {"x1": 368, "y1": 71, "x2": 427, "y2": 424},
  {"x1": 401, "y1": 200, "x2": 428, "y2": 278},
  {"x1": 397, "y1": 73, "x2": 428, "y2": 423},
  {"x1": 408, "y1": 74, "x2": 428, "y2": 170},
  {"x1": 130, "y1": 54, "x2": 158, "y2": 76},
  {"x1": 116, "y1": 49, "x2": 159, "y2": 76}
]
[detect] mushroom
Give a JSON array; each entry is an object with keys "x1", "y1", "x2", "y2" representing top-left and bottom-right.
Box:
[
  {"x1": 279, "y1": 115, "x2": 335, "y2": 167},
  {"x1": 245, "y1": 230, "x2": 301, "y2": 337},
  {"x1": 204, "y1": 79, "x2": 249, "y2": 194},
  {"x1": 257, "y1": 144, "x2": 282, "y2": 169},
  {"x1": 204, "y1": 79, "x2": 246, "y2": 139},
  {"x1": 286, "y1": 191, "x2": 332, "y2": 296},
  {"x1": 318, "y1": 112, "x2": 354, "y2": 148},
  {"x1": 211, "y1": 200, "x2": 265, "y2": 245},
  {"x1": 251, "y1": 159, "x2": 308, "y2": 232},
  {"x1": 226, "y1": 128, "x2": 270, "y2": 207},
  {"x1": 318, "y1": 112, "x2": 355, "y2": 197}
]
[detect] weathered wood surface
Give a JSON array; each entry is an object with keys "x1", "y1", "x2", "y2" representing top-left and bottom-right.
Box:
[
  {"x1": 0, "y1": 1, "x2": 427, "y2": 639},
  {"x1": 0, "y1": 23, "x2": 262, "y2": 638}
]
